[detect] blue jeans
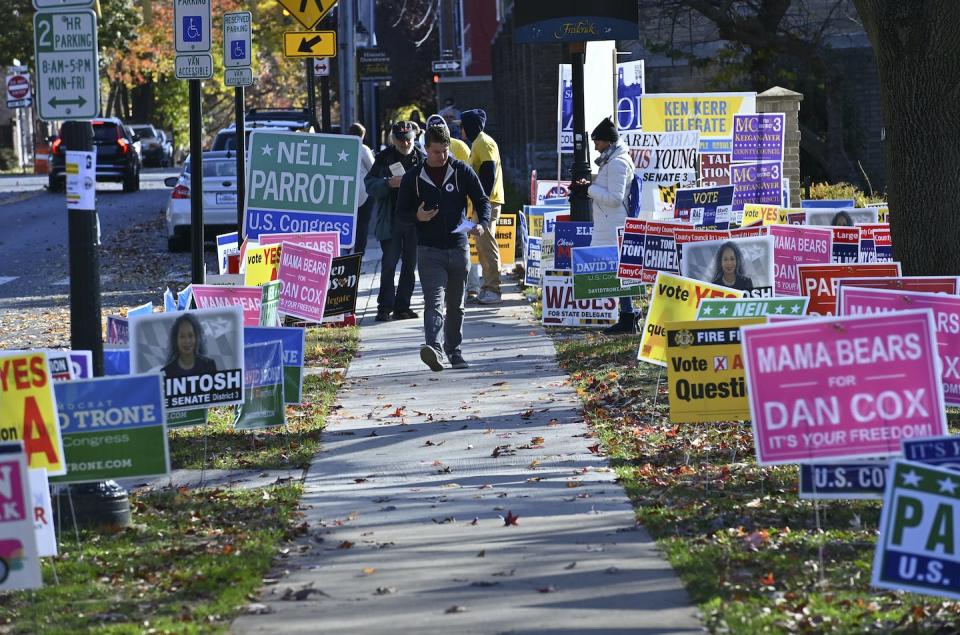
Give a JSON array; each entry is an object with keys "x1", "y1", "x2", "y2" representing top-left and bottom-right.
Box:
[
  {"x1": 620, "y1": 295, "x2": 635, "y2": 316},
  {"x1": 377, "y1": 222, "x2": 417, "y2": 312},
  {"x1": 352, "y1": 197, "x2": 374, "y2": 256},
  {"x1": 418, "y1": 245, "x2": 470, "y2": 356}
]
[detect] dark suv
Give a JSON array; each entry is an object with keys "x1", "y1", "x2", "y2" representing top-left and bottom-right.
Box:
[{"x1": 48, "y1": 118, "x2": 142, "y2": 193}]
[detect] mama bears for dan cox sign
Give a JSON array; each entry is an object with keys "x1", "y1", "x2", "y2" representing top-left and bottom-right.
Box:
[{"x1": 742, "y1": 311, "x2": 947, "y2": 465}]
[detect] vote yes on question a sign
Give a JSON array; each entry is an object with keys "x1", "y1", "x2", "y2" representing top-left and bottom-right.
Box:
[{"x1": 741, "y1": 310, "x2": 948, "y2": 466}]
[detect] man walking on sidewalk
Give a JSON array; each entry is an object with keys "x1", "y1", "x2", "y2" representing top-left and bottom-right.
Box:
[
  {"x1": 460, "y1": 109, "x2": 504, "y2": 305},
  {"x1": 396, "y1": 126, "x2": 491, "y2": 372},
  {"x1": 365, "y1": 121, "x2": 425, "y2": 322}
]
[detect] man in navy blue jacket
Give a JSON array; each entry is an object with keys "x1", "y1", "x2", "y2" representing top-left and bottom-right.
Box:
[{"x1": 396, "y1": 126, "x2": 491, "y2": 371}]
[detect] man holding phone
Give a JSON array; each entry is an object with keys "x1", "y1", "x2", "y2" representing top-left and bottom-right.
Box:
[{"x1": 396, "y1": 126, "x2": 491, "y2": 371}]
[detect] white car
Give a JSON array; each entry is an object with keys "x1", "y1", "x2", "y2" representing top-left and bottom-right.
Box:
[{"x1": 164, "y1": 151, "x2": 242, "y2": 251}]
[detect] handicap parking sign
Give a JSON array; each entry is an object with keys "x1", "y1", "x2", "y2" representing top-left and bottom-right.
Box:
[
  {"x1": 231, "y1": 40, "x2": 246, "y2": 60},
  {"x1": 183, "y1": 16, "x2": 203, "y2": 43}
]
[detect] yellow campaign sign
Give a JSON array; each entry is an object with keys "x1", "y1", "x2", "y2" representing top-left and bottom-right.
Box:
[
  {"x1": 666, "y1": 317, "x2": 764, "y2": 423},
  {"x1": 876, "y1": 207, "x2": 889, "y2": 223},
  {"x1": 741, "y1": 204, "x2": 780, "y2": 227},
  {"x1": 529, "y1": 214, "x2": 543, "y2": 238},
  {"x1": 638, "y1": 272, "x2": 745, "y2": 366},
  {"x1": 283, "y1": 30, "x2": 337, "y2": 58},
  {"x1": 245, "y1": 244, "x2": 282, "y2": 287},
  {"x1": 469, "y1": 214, "x2": 517, "y2": 266},
  {"x1": 0, "y1": 352, "x2": 66, "y2": 475},
  {"x1": 640, "y1": 93, "x2": 756, "y2": 142},
  {"x1": 276, "y1": 0, "x2": 337, "y2": 30}
]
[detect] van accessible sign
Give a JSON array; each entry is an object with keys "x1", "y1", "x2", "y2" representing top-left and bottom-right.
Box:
[{"x1": 244, "y1": 130, "x2": 362, "y2": 248}]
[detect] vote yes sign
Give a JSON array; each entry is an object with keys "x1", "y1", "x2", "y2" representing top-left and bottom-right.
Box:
[
  {"x1": 0, "y1": 352, "x2": 65, "y2": 476},
  {"x1": 741, "y1": 310, "x2": 947, "y2": 465}
]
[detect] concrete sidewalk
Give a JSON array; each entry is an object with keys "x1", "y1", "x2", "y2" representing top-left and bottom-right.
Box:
[{"x1": 232, "y1": 248, "x2": 702, "y2": 634}]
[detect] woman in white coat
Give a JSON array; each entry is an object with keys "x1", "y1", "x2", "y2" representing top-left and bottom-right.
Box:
[{"x1": 573, "y1": 117, "x2": 637, "y2": 334}]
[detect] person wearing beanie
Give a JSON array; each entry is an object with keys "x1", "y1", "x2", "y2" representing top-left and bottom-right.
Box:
[
  {"x1": 460, "y1": 108, "x2": 505, "y2": 305},
  {"x1": 426, "y1": 114, "x2": 470, "y2": 163},
  {"x1": 575, "y1": 117, "x2": 637, "y2": 335}
]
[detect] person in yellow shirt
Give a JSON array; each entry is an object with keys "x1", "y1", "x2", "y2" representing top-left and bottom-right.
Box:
[
  {"x1": 461, "y1": 109, "x2": 504, "y2": 305},
  {"x1": 427, "y1": 114, "x2": 470, "y2": 162}
]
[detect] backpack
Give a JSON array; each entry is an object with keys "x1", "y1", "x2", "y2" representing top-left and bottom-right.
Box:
[{"x1": 624, "y1": 172, "x2": 642, "y2": 219}]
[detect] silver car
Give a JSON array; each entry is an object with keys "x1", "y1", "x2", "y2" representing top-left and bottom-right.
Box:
[{"x1": 164, "y1": 151, "x2": 242, "y2": 251}]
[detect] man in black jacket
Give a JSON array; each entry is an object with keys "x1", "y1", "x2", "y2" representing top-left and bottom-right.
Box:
[
  {"x1": 364, "y1": 121, "x2": 425, "y2": 322},
  {"x1": 396, "y1": 126, "x2": 491, "y2": 371}
]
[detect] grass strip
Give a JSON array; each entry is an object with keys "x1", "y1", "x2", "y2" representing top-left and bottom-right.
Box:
[
  {"x1": 554, "y1": 331, "x2": 960, "y2": 634},
  {"x1": 168, "y1": 326, "x2": 358, "y2": 470},
  {"x1": 0, "y1": 484, "x2": 304, "y2": 634}
]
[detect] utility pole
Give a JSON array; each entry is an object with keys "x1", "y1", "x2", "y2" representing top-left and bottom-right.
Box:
[
  {"x1": 337, "y1": 0, "x2": 355, "y2": 129},
  {"x1": 569, "y1": 42, "x2": 592, "y2": 222},
  {"x1": 189, "y1": 79, "x2": 205, "y2": 283}
]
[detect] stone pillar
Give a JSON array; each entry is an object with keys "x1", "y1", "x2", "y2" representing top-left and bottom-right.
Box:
[{"x1": 757, "y1": 86, "x2": 803, "y2": 207}]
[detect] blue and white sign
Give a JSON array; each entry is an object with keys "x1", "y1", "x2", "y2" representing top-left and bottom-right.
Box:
[
  {"x1": 616, "y1": 60, "x2": 645, "y2": 133},
  {"x1": 673, "y1": 185, "x2": 734, "y2": 228},
  {"x1": 558, "y1": 65, "x2": 573, "y2": 153},
  {"x1": 902, "y1": 436, "x2": 960, "y2": 472},
  {"x1": 103, "y1": 349, "x2": 130, "y2": 376},
  {"x1": 223, "y1": 11, "x2": 252, "y2": 68},
  {"x1": 244, "y1": 326, "x2": 306, "y2": 404},
  {"x1": 553, "y1": 221, "x2": 593, "y2": 270},
  {"x1": 801, "y1": 199, "x2": 855, "y2": 209},
  {"x1": 799, "y1": 462, "x2": 888, "y2": 500},
  {"x1": 174, "y1": 0, "x2": 211, "y2": 53},
  {"x1": 524, "y1": 237, "x2": 542, "y2": 287}
]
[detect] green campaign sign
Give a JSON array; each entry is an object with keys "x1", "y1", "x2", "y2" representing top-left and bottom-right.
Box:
[
  {"x1": 697, "y1": 297, "x2": 809, "y2": 320},
  {"x1": 234, "y1": 340, "x2": 285, "y2": 430},
  {"x1": 872, "y1": 460, "x2": 960, "y2": 600},
  {"x1": 260, "y1": 280, "x2": 281, "y2": 326},
  {"x1": 244, "y1": 130, "x2": 362, "y2": 247},
  {"x1": 571, "y1": 245, "x2": 644, "y2": 301},
  {"x1": 51, "y1": 374, "x2": 169, "y2": 483}
]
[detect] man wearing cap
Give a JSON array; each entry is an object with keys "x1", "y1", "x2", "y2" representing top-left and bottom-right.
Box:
[
  {"x1": 460, "y1": 109, "x2": 505, "y2": 305},
  {"x1": 574, "y1": 116, "x2": 637, "y2": 335},
  {"x1": 396, "y1": 125, "x2": 491, "y2": 371},
  {"x1": 365, "y1": 121, "x2": 426, "y2": 322}
]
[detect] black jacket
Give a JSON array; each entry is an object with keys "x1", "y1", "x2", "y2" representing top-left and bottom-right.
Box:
[
  {"x1": 364, "y1": 145, "x2": 425, "y2": 240},
  {"x1": 396, "y1": 158, "x2": 491, "y2": 249}
]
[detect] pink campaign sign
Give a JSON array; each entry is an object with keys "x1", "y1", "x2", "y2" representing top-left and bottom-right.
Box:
[
  {"x1": 741, "y1": 310, "x2": 947, "y2": 465},
  {"x1": 770, "y1": 225, "x2": 832, "y2": 296},
  {"x1": 258, "y1": 232, "x2": 341, "y2": 258},
  {"x1": 839, "y1": 286, "x2": 960, "y2": 406},
  {"x1": 191, "y1": 285, "x2": 262, "y2": 326},
  {"x1": 278, "y1": 242, "x2": 333, "y2": 323}
]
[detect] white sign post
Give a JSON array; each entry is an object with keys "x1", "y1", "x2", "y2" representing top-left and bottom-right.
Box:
[
  {"x1": 33, "y1": 9, "x2": 99, "y2": 120},
  {"x1": 175, "y1": 54, "x2": 213, "y2": 80}
]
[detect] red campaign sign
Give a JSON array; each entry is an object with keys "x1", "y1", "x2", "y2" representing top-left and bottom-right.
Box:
[
  {"x1": 786, "y1": 212, "x2": 806, "y2": 225},
  {"x1": 797, "y1": 263, "x2": 902, "y2": 315},
  {"x1": 700, "y1": 152, "x2": 731, "y2": 186},
  {"x1": 831, "y1": 227, "x2": 860, "y2": 264},
  {"x1": 730, "y1": 225, "x2": 767, "y2": 238},
  {"x1": 640, "y1": 221, "x2": 686, "y2": 284},
  {"x1": 742, "y1": 310, "x2": 948, "y2": 465},
  {"x1": 673, "y1": 227, "x2": 729, "y2": 275},
  {"x1": 7, "y1": 74, "x2": 29, "y2": 100},
  {"x1": 838, "y1": 276, "x2": 960, "y2": 295}
]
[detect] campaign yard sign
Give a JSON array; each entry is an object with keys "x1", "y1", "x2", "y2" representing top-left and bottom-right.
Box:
[
  {"x1": 626, "y1": 132, "x2": 700, "y2": 217},
  {"x1": 838, "y1": 287, "x2": 960, "y2": 406},
  {"x1": 673, "y1": 228, "x2": 730, "y2": 274},
  {"x1": 260, "y1": 280, "x2": 281, "y2": 327},
  {"x1": 51, "y1": 374, "x2": 169, "y2": 483},
  {"x1": 838, "y1": 276, "x2": 960, "y2": 295},
  {"x1": 244, "y1": 243, "x2": 283, "y2": 287},
  {"x1": 697, "y1": 297, "x2": 809, "y2": 320},
  {"x1": 553, "y1": 222, "x2": 593, "y2": 270},
  {"x1": 739, "y1": 203, "x2": 780, "y2": 227},
  {"x1": 859, "y1": 224, "x2": 893, "y2": 263},
  {"x1": 732, "y1": 113, "x2": 785, "y2": 163},
  {"x1": 798, "y1": 262, "x2": 902, "y2": 315},
  {"x1": 571, "y1": 246, "x2": 643, "y2": 300},
  {"x1": 639, "y1": 92, "x2": 756, "y2": 153},
  {"x1": 107, "y1": 315, "x2": 129, "y2": 345},
  {"x1": 324, "y1": 254, "x2": 362, "y2": 318},
  {"x1": 192, "y1": 284, "x2": 264, "y2": 326},
  {"x1": 0, "y1": 443, "x2": 41, "y2": 591},
  {"x1": 770, "y1": 225, "x2": 833, "y2": 296},
  {"x1": 680, "y1": 235, "x2": 775, "y2": 298},
  {"x1": 0, "y1": 352, "x2": 65, "y2": 476},
  {"x1": 259, "y1": 231, "x2": 340, "y2": 257},
  {"x1": 470, "y1": 214, "x2": 518, "y2": 266},
  {"x1": 640, "y1": 221, "x2": 683, "y2": 283},
  {"x1": 732, "y1": 162, "x2": 783, "y2": 211},
  {"x1": 244, "y1": 131, "x2": 362, "y2": 247},
  {"x1": 799, "y1": 462, "x2": 889, "y2": 500},
  {"x1": 235, "y1": 341, "x2": 285, "y2": 430},
  {"x1": 277, "y1": 242, "x2": 333, "y2": 323},
  {"x1": 872, "y1": 459, "x2": 960, "y2": 600},
  {"x1": 28, "y1": 468, "x2": 56, "y2": 557},
  {"x1": 638, "y1": 272, "x2": 744, "y2": 366},
  {"x1": 805, "y1": 208, "x2": 878, "y2": 227},
  {"x1": 541, "y1": 270, "x2": 617, "y2": 328},
  {"x1": 245, "y1": 327, "x2": 306, "y2": 404},
  {"x1": 673, "y1": 185, "x2": 734, "y2": 228},
  {"x1": 831, "y1": 227, "x2": 861, "y2": 264},
  {"x1": 216, "y1": 231, "x2": 239, "y2": 274},
  {"x1": 902, "y1": 436, "x2": 960, "y2": 471},
  {"x1": 67, "y1": 350, "x2": 93, "y2": 379},
  {"x1": 524, "y1": 237, "x2": 543, "y2": 287},
  {"x1": 666, "y1": 318, "x2": 762, "y2": 423},
  {"x1": 130, "y1": 307, "x2": 245, "y2": 411},
  {"x1": 741, "y1": 310, "x2": 947, "y2": 465},
  {"x1": 618, "y1": 219, "x2": 646, "y2": 282}
]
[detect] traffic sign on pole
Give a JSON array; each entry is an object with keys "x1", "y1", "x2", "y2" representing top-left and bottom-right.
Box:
[
  {"x1": 283, "y1": 31, "x2": 337, "y2": 58},
  {"x1": 225, "y1": 67, "x2": 253, "y2": 87},
  {"x1": 275, "y1": 0, "x2": 338, "y2": 30},
  {"x1": 223, "y1": 11, "x2": 252, "y2": 68},
  {"x1": 313, "y1": 58, "x2": 331, "y2": 77},
  {"x1": 33, "y1": 0, "x2": 95, "y2": 8},
  {"x1": 431, "y1": 60, "x2": 462, "y2": 73},
  {"x1": 174, "y1": 0, "x2": 211, "y2": 53},
  {"x1": 33, "y1": 9, "x2": 99, "y2": 121},
  {"x1": 6, "y1": 73, "x2": 32, "y2": 109},
  {"x1": 175, "y1": 54, "x2": 213, "y2": 80}
]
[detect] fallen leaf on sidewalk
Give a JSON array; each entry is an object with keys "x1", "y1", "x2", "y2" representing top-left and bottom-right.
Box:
[
  {"x1": 445, "y1": 605, "x2": 467, "y2": 614},
  {"x1": 503, "y1": 511, "x2": 519, "y2": 526},
  {"x1": 520, "y1": 409, "x2": 534, "y2": 419},
  {"x1": 338, "y1": 540, "x2": 354, "y2": 549},
  {"x1": 531, "y1": 436, "x2": 545, "y2": 445},
  {"x1": 389, "y1": 407, "x2": 406, "y2": 417},
  {"x1": 476, "y1": 548, "x2": 485, "y2": 556},
  {"x1": 361, "y1": 567, "x2": 377, "y2": 575},
  {"x1": 537, "y1": 585, "x2": 557, "y2": 593},
  {"x1": 587, "y1": 443, "x2": 602, "y2": 454},
  {"x1": 493, "y1": 381, "x2": 507, "y2": 386},
  {"x1": 375, "y1": 587, "x2": 396, "y2": 595},
  {"x1": 423, "y1": 439, "x2": 445, "y2": 446}
]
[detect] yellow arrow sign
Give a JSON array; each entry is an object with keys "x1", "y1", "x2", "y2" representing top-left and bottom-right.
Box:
[
  {"x1": 276, "y1": 0, "x2": 337, "y2": 30},
  {"x1": 283, "y1": 31, "x2": 337, "y2": 58}
]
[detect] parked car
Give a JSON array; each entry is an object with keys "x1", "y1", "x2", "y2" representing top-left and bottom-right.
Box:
[
  {"x1": 164, "y1": 150, "x2": 241, "y2": 251},
  {"x1": 48, "y1": 118, "x2": 142, "y2": 193},
  {"x1": 211, "y1": 119, "x2": 311, "y2": 152},
  {"x1": 246, "y1": 107, "x2": 311, "y2": 124},
  {"x1": 131, "y1": 123, "x2": 172, "y2": 167}
]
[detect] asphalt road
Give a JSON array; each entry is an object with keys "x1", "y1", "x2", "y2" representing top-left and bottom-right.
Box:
[{"x1": 0, "y1": 168, "x2": 178, "y2": 301}]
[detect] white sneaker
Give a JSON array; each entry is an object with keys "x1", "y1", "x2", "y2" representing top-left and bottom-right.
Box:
[{"x1": 477, "y1": 290, "x2": 501, "y2": 305}]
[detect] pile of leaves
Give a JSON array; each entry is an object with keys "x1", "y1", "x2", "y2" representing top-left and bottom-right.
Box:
[
  {"x1": 554, "y1": 332, "x2": 960, "y2": 634},
  {"x1": 0, "y1": 484, "x2": 304, "y2": 634}
]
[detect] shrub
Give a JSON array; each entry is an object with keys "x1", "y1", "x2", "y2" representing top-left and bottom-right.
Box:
[{"x1": 807, "y1": 181, "x2": 886, "y2": 207}]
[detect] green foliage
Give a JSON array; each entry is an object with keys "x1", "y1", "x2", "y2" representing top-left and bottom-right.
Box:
[
  {"x1": 808, "y1": 181, "x2": 886, "y2": 207},
  {"x1": 0, "y1": 148, "x2": 19, "y2": 171}
]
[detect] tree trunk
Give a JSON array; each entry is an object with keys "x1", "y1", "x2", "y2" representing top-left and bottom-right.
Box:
[{"x1": 853, "y1": 0, "x2": 960, "y2": 274}]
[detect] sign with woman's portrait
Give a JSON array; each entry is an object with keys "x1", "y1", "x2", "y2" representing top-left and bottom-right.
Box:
[
  {"x1": 129, "y1": 306, "x2": 245, "y2": 411},
  {"x1": 680, "y1": 236, "x2": 775, "y2": 298}
]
